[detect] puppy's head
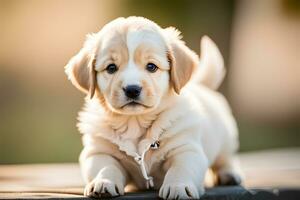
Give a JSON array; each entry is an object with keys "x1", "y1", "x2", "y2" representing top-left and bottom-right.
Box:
[{"x1": 65, "y1": 17, "x2": 198, "y2": 115}]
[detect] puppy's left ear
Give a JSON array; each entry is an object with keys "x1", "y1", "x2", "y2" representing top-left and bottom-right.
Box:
[
  {"x1": 65, "y1": 34, "x2": 97, "y2": 98},
  {"x1": 165, "y1": 27, "x2": 199, "y2": 94}
]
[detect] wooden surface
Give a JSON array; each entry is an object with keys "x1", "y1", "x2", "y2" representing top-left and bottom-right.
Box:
[{"x1": 0, "y1": 148, "x2": 300, "y2": 199}]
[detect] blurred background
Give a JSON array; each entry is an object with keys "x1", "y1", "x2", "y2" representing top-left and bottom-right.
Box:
[{"x1": 0, "y1": 0, "x2": 299, "y2": 164}]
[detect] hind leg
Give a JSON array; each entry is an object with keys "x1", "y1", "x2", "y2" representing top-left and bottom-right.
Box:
[{"x1": 213, "y1": 154, "x2": 243, "y2": 186}]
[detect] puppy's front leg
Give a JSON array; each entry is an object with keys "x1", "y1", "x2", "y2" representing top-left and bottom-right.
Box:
[
  {"x1": 159, "y1": 149, "x2": 208, "y2": 199},
  {"x1": 80, "y1": 154, "x2": 127, "y2": 198}
]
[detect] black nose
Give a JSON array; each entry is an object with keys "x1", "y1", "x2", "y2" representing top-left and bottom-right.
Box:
[{"x1": 123, "y1": 85, "x2": 142, "y2": 99}]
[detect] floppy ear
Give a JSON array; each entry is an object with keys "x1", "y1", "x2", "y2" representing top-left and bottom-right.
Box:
[
  {"x1": 165, "y1": 27, "x2": 199, "y2": 94},
  {"x1": 65, "y1": 34, "x2": 97, "y2": 98}
]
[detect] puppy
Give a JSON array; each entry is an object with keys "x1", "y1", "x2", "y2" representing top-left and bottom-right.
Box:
[{"x1": 65, "y1": 16, "x2": 241, "y2": 199}]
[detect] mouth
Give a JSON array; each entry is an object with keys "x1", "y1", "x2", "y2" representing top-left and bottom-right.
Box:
[{"x1": 121, "y1": 101, "x2": 151, "y2": 108}]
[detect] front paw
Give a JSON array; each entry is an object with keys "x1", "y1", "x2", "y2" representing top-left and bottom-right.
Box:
[
  {"x1": 84, "y1": 178, "x2": 124, "y2": 198},
  {"x1": 159, "y1": 182, "x2": 203, "y2": 200}
]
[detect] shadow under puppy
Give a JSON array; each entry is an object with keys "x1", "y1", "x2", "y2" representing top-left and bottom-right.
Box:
[{"x1": 65, "y1": 16, "x2": 242, "y2": 199}]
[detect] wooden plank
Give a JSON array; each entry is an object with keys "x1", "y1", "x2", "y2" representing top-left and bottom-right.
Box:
[
  {"x1": 0, "y1": 148, "x2": 299, "y2": 199},
  {"x1": 239, "y1": 148, "x2": 300, "y2": 188}
]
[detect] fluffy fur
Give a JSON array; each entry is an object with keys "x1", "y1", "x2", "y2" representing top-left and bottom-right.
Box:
[{"x1": 65, "y1": 16, "x2": 241, "y2": 199}]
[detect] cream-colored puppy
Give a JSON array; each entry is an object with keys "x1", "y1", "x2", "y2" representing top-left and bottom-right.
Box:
[{"x1": 65, "y1": 16, "x2": 241, "y2": 199}]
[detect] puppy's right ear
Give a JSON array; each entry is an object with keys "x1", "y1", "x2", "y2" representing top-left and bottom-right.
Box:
[{"x1": 65, "y1": 34, "x2": 97, "y2": 98}]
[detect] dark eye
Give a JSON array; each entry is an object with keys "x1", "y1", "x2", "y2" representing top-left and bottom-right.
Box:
[
  {"x1": 146, "y1": 63, "x2": 158, "y2": 73},
  {"x1": 106, "y1": 64, "x2": 118, "y2": 74}
]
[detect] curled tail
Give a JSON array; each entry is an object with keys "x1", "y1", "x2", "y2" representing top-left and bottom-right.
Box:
[{"x1": 196, "y1": 36, "x2": 226, "y2": 90}]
